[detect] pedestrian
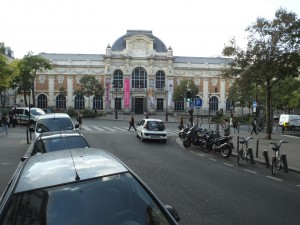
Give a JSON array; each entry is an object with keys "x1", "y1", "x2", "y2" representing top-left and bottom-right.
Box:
[
  {"x1": 233, "y1": 118, "x2": 239, "y2": 133},
  {"x1": 178, "y1": 116, "x2": 183, "y2": 130},
  {"x1": 222, "y1": 118, "x2": 230, "y2": 136},
  {"x1": 251, "y1": 118, "x2": 257, "y2": 135},
  {"x1": 128, "y1": 115, "x2": 137, "y2": 131},
  {"x1": 0, "y1": 113, "x2": 9, "y2": 135},
  {"x1": 77, "y1": 111, "x2": 83, "y2": 128}
]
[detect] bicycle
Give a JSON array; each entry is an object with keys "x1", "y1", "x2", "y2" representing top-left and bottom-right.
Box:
[
  {"x1": 270, "y1": 140, "x2": 288, "y2": 175},
  {"x1": 237, "y1": 136, "x2": 254, "y2": 166}
]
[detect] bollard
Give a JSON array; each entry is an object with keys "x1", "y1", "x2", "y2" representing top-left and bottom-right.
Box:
[
  {"x1": 29, "y1": 129, "x2": 32, "y2": 140},
  {"x1": 26, "y1": 128, "x2": 29, "y2": 144},
  {"x1": 236, "y1": 136, "x2": 239, "y2": 152},
  {"x1": 263, "y1": 150, "x2": 270, "y2": 168},
  {"x1": 248, "y1": 148, "x2": 254, "y2": 164},
  {"x1": 281, "y1": 154, "x2": 289, "y2": 173},
  {"x1": 256, "y1": 139, "x2": 259, "y2": 158}
]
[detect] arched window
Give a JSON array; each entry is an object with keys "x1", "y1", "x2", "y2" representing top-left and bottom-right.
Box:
[
  {"x1": 56, "y1": 94, "x2": 66, "y2": 109},
  {"x1": 226, "y1": 98, "x2": 234, "y2": 111},
  {"x1": 113, "y1": 69, "x2": 123, "y2": 88},
  {"x1": 93, "y1": 95, "x2": 103, "y2": 110},
  {"x1": 209, "y1": 96, "x2": 219, "y2": 111},
  {"x1": 132, "y1": 67, "x2": 147, "y2": 88},
  {"x1": 37, "y1": 94, "x2": 47, "y2": 109},
  {"x1": 155, "y1": 70, "x2": 165, "y2": 89},
  {"x1": 74, "y1": 94, "x2": 85, "y2": 110}
]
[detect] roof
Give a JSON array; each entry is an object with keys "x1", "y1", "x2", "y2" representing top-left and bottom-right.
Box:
[
  {"x1": 39, "y1": 53, "x2": 104, "y2": 61},
  {"x1": 37, "y1": 113, "x2": 71, "y2": 119},
  {"x1": 111, "y1": 30, "x2": 168, "y2": 52},
  {"x1": 16, "y1": 148, "x2": 128, "y2": 193},
  {"x1": 38, "y1": 130, "x2": 82, "y2": 139}
]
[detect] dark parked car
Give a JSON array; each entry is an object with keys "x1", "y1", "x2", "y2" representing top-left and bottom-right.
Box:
[
  {"x1": 30, "y1": 130, "x2": 90, "y2": 155},
  {"x1": 0, "y1": 148, "x2": 180, "y2": 225}
]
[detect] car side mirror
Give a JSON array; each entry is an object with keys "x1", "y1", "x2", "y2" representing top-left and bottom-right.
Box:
[
  {"x1": 165, "y1": 205, "x2": 180, "y2": 222},
  {"x1": 137, "y1": 122, "x2": 140, "y2": 126},
  {"x1": 21, "y1": 156, "x2": 28, "y2": 162},
  {"x1": 75, "y1": 124, "x2": 80, "y2": 129}
]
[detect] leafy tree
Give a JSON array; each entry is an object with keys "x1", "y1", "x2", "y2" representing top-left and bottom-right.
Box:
[
  {"x1": 173, "y1": 79, "x2": 198, "y2": 102},
  {"x1": 222, "y1": 8, "x2": 300, "y2": 139},
  {"x1": 0, "y1": 53, "x2": 13, "y2": 106},
  {"x1": 22, "y1": 52, "x2": 52, "y2": 106},
  {"x1": 74, "y1": 75, "x2": 104, "y2": 109}
]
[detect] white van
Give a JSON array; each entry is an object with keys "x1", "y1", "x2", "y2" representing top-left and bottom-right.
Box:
[
  {"x1": 279, "y1": 114, "x2": 300, "y2": 130},
  {"x1": 15, "y1": 107, "x2": 46, "y2": 125}
]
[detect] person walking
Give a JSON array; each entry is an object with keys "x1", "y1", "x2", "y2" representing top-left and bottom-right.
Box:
[
  {"x1": 251, "y1": 118, "x2": 257, "y2": 135},
  {"x1": 233, "y1": 119, "x2": 239, "y2": 133},
  {"x1": 77, "y1": 111, "x2": 83, "y2": 128},
  {"x1": 128, "y1": 115, "x2": 137, "y2": 131},
  {"x1": 0, "y1": 113, "x2": 9, "y2": 135},
  {"x1": 178, "y1": 116, "x2": 184, "y2": 130},
  {"x1": 222, "y1": 118, "x2": 230, "y2": 136}
]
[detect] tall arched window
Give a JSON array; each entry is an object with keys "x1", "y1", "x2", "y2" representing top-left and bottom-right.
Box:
[
  {"x1": 74, "y1": 94, "x2": 85, "y2": 110},
  {"x1": 155, "y1": 70, "x2": 165, "y2": 89},
  {"x1": 56, "y1": 94, "x2": 66, "y2": 109},
  {"x1": 225, "y1": 98, "x2": 234, "y2": 111},
  {"x1": 93, "y1": 95, "x2": 103, "y2": 110},
  {"x1": 113, "y1": 69, "x2": 123, "y2": 88},
  {"x1": 209, "y1": 96, "x2": 219, "y2": 111},
  {"x1": 132, "y1": 67, "x2": 147, "y2": 88},
  {"x1": 37, "y1": 94, "x2": 47, "y2": 109}
]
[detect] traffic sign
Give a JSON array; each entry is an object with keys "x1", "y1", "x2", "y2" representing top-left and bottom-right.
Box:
[
  {"x1": 189, "y1": 101, "x2": 194, "y2": 109},
  {"x1": 194, "y1": 98, "x2": 202, "y2": 107},
  {"x1": 253, "y1": 101, "x2": 257, "y2": 107}
]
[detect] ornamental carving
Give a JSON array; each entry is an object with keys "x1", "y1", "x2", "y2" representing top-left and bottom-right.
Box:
[
  {"x1": 57, "y1": 75, "x2": 64, "y2": 84},
  {"x1": 39, "y1": 75, "x2": 45, "y2": 83}
]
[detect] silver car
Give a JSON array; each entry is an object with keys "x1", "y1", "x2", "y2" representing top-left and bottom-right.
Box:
[{"x1": 0, "y1": 148, "x2": 180, "y2": 225}]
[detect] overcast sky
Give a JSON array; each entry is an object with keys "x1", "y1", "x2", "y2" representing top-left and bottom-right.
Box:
[{"x1": 1, "y1": 0, "x2": 299, "y2": 59}]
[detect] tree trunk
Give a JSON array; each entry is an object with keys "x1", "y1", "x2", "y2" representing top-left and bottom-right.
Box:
[
  {"x1": 23, "y1": 91, "x2": 27, "y2": 107},
  {"x1": 266, "y1": 82, "x2": 272, "y2": 140}
]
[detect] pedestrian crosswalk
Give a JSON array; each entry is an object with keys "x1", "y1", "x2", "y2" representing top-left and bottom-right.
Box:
[{"x1": 80, "y1": 125, "x2": 179, "y2": 136}]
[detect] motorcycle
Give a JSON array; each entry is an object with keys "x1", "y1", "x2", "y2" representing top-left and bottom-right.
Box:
[
  {"x1": 179, "y1": 125, "x2": 190, "y2": 139},
  {"x1": 200, "y1": 131, "x2": 233, "y2": 158},
  {"x1": 182, "y1": 125, "x2": 204, "y2": 148}
]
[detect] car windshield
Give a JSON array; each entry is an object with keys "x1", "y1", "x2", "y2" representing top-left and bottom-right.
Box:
[
  {"x1": 32, "y1": 136, "x2": 90, "y2": 154},
  {"x1": 36, "y1": 118, "x2": 74, "y2": 133},
  {"x1": 30, "y1": 108, "x2": 45, "y2": 116},
  {"x1": 0, "y1": 173, "x2": 173, "y2": 225},
  {"x1": 147, "y1": 121, "x2": 165, "y2": 131}
]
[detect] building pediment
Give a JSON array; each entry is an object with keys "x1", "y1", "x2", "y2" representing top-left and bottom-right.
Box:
[{"x1": 126, "y1": 35, "x2": 154, "y2": 57}]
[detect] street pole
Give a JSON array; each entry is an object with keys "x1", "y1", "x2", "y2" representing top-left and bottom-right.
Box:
[
  {"x1": 165, "y1": 90, "x2": 168, "y2": 121},
  {"x1": 208, "y1": 92, "x2": 211, "y2": 129},
  {"x1": 114, "y1": 81, "x2": 118, "y2": 119}
]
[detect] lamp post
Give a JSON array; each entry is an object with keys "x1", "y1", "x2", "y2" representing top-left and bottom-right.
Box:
[
  {"x1": 165, "y1": 84, "x2": 172, "y2": 122},
  {"x1": 113, "y1": 81, "x2": 120, "y2": 120},
  {"x1": 208, "y1": 92, "x2": 211, "y2": 129}
]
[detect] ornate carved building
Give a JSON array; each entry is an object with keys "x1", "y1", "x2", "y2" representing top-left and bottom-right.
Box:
[{"x1": 30, "y1": 30, "x2": 233, "y2": 115}]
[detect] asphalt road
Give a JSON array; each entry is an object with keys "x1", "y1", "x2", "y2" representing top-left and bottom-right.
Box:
[{"x1": 1, "y1": 120, "x2": 300, "y2": 225}]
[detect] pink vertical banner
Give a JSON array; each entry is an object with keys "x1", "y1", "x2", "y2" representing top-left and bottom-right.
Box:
[
  {"x1": 124, "y1": 78, "x2": 130, "y2": 108},
  {"x1": 105, "y1": 78, "x2": 111, "y2": 109}
]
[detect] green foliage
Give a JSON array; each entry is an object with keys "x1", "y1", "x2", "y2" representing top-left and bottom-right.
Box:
[
  {"x1": 222, "y1": 8, "x2": 300, "y2": 138},
  {"x1": 173, "y1": 79, "x2": 198, "y2": 102},
  {"x1": 0, "y1": 54, "x2": 13, "y2": 91},
  {"x1": 75, "y1": 75, "x2": 104, "y2": 97}
]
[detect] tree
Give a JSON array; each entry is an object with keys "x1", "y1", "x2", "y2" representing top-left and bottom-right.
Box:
[
  {"x1": 22, "y1": 52, "x2": 52, "y2": 106},
  {"x1": 222, "y1": 8, "x2": 300, "y2": 139},
  {"x1": 74, "y1": 75, "x2": 104, "y2": 109},
  {"x1": 173, "y1": 79, "x2": 198, "y2": 102},
  {"x1": 0, "y1": 53, "x2": 13, "y2": 106}
]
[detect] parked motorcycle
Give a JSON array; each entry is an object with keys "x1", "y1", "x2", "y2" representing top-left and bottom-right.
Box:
[
  {"x1": 200, "y1": 131, "x2": 233, "y2": 158},
  {"x1": 182, "y1": 125, "x2": 205, "y2": 148},
  {"x1": 179, "y1": 125, "x2": 190, "y2": 139}
]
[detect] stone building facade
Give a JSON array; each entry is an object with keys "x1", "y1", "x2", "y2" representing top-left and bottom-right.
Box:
[{"x1": 29, "y1": 30, "x2": 234, "y2": 115}]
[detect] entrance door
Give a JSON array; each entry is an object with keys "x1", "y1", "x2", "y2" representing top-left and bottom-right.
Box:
[{"x1": 135, "y1": 98, "x2": 144, "y2": 114}]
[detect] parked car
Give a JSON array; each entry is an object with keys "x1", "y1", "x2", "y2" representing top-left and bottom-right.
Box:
[
  {"x1": 30, "y1": 130, "x2": 90, "y2": 156},
  {"x1": 0, "y1": 148, "x2": 180, "y2": 225},
  {"x1": 15, "y1": 107, "x2": 45, "y2": 125},
  {"x1": 136, "y1": 118, "x2": 168, "y2": 143},
  {"x1": 29, "y1": 113, "x2": 79, "y2": 139}
]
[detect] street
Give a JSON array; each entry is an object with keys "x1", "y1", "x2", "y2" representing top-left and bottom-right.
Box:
[{"x1": 1, "y1": 119, "x2": 300, "y2": 225}]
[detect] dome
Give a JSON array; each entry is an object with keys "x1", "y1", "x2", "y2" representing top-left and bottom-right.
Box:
[{"x1": 111, "y1": 30, "x2": 168, "y2": 52}]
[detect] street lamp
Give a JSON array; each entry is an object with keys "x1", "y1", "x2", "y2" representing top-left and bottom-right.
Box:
[
  {"x1": 208, "y1": 92, "x2": 211, "y2": 129},
  {"x1": 113, "y1": 80, "x2": 120, "y2": 119},
  {"x1": 165, "y1": 84, "x2": 172, "y2": 122}
]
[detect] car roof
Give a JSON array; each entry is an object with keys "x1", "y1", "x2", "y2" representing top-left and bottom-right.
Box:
[
  {"x1": 38, "y1": 130, "x2": 82, "y2": 139},
  {"x1": 144, "y1": 118, "x2": 164, "y2": 122},
  {"x1": 16, "y1": 148, "x2": 128, "y2": 193},
  {"x1": 37, "y1": 113, "x2": 71, "y2": 119}
]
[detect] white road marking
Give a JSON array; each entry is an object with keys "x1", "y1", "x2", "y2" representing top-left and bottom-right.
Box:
[
  {"x1": 1, "y1": 162, "x2": 11, "y2": 165},
  {"x1": 266, "y1": 176, "x2": 282, "y2": 181},
  {"x1": 209, "y1": 158, "x2": 217, "y2": 161},
  {"x1": 81, "y1": 125, "x2": 92, "y2": 131},
  {"x1": 103, "y1": 126, "x2": 116, "y2": 131},
  {"x1": 244, "y1": 169, "x2": 257, "y2": 174},
  {"x1": 113, "y1": 127, "x2": 128, "y2": 131},
  {"x1": 90, "y1": 125, "x2": 105, "y2": 131},
  {"x1": 223, "y1": 163, "x2": 234, "y2": 167}
]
